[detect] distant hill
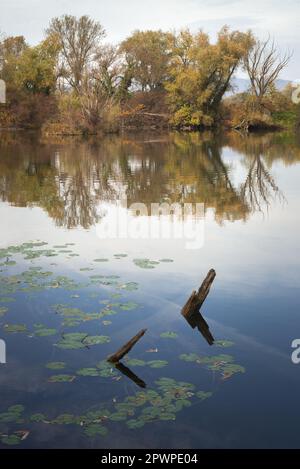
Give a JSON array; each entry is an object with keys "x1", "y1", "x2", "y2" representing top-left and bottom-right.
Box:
[{"x1": 229, "y1": 77, "x2": 291, "y2": 95}]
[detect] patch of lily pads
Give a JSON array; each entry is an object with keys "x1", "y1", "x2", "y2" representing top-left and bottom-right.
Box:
[
  {"x1": 126, "y1": 358, "x2": 168, "y2": 369},
  {"x1": 133, "y1": 258, "x2": 174, "y2": 269},
  {"x1": 55, "y1": 333, "x2": 110, "y2": 350},
  {"x1": 179, "y1": 352, "x2": 245, "y2": 379}
]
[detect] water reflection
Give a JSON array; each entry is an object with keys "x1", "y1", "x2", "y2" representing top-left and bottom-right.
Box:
[
  {"x1": 115, "y1": 363, "x2": 147, "y2": 389},
  {"x1": 0, "y1": 131, "x2": 298, "y2": 229}
]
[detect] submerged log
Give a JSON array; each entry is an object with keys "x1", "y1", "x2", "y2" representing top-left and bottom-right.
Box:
[
  {"x1": 181, "y1": 269, "x2": 216, "y2": 345},
  {"x1": 107, "y1": 329, "x2": 147, "y2": 363},
  {"x1": 115, "y1": 362, "x2": 146, "y2": 388}
]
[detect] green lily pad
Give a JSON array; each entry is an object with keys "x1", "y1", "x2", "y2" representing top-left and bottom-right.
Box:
[
  {"x1": 1, "y1": 434, "x2": 22, "y2": 445},
  {"x1": 34, "y1": 326, "x2": 57, "y2": 337},
  {"x1": 126, "y1": 359, "x2": 146, "y2": 367},
  {"x1": 196, "y1": 391, "x2": 213, "y2": 400},
  {"x1": 0, "y1": 405, "x2": 24, "y2": 423},
  {"x1": 126, "y1": 419, "x2": 145, "y2": 429},
  {"x1": 147, "y1": 360, "x2": 168, "y2": 368},
  {"x1": 77, "y1": 368, "x2": 100, "y2": 377},
  {"x1": 160, "y1": 331, "x2": 178, "y2": 339},
  {"x1": 83, "y1": 335, "x2": 110, "y2": 346},
  {"x1": 52, "y1": 414, "x2": 78, "y2": 425},
  {"x1": 0, "y1": 297, "x2": 15, "y2": 303},
  {"x1": 30, "y1": 413, "x2": 47, "y2": 422},
  {"x1": 133, "y1": 258, "x2": 160, "y2": 269},
  {"x1": 46, "y1": 362, "x2": 66, "y2": 370},
  {"x1": 119, "y1": 302, "x2": 138, "y2": 311},
  {"x1": 84, "y1": 424, "x2": 108, "y2": 437},
  {"x1": 0, "y1": 306, "x2": 8, "y2": 317},
  {"x1": 48, "y1": 374, "x2": 76, "y2": 383},
  {"x1": 3, "y1": 324, "x2": 27, "y2": 333},
  {"x1": 118, "y1": 282, "x2": 139, "y2": 291}
]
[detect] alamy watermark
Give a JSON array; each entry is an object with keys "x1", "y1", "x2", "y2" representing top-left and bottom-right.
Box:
[
  {"x1": 0, "y1": 339, "x2": 6, "y2": 364},
  {"x1": 291, "y1": 339, "x2": 300, "y2": 364},
  {"x1": 0, "y1": 79, "x2": 6, "y2": 104},
  {"x1": 96, "y1": 196, "x2": 205, "y2": 250},
  {"x1": 291, "y1": 79, "x2": 300, "y2": 104}
]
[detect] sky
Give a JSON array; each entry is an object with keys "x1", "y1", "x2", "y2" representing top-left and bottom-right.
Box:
[{"x1": 0, "y1": 0, "x2": 299, "y2": 79}]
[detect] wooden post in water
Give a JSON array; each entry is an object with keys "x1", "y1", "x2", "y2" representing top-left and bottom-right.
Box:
[
  {"x1": 107, "y1": 329, "x2": 147, "y2": 363},
  {"x1": 181, "y1": 269, "x2": 216, "y2": 345}
]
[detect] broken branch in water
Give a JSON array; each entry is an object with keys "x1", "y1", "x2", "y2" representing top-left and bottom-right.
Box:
[
  {"x1": 181, "y1": 269, "x2": 216, "y2": 345},
  {"x1": 107, "y1": 329, "x2": 147, "y2": 363}
]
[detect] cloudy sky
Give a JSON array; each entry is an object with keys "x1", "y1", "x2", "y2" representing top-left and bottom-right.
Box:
[{"x1": 1, "y1": 0, "x2": 299, "y2": 78}]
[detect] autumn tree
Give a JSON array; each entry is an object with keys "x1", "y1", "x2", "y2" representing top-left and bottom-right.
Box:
[
  {"x1": 46, "y1": 15, "x2": 105, "y2": 92},
  {"x1": 14, "y1": 36, "x2": 60, "y2": 94},
  {"x1": 120, "y1": 30, "x2": 172, "y2": 92},
  {"x1": 0, "y1": 36, "x2": 28, "y2": 87},
  {"x1": 166, "y1": 27, "x2": 254, "y2": 128}
]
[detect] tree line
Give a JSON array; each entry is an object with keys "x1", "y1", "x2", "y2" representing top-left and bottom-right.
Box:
[{"x1": 0, "y1": 15, "x2": 297, "y2": 134}]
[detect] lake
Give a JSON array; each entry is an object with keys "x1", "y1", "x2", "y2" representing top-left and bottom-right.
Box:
[{"x1": 0, "y1": 129, "x2": 300, "y2": 448}]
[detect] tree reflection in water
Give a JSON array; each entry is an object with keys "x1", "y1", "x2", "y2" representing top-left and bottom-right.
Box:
[{"x1": 0, "y1": 130, "x2": 298, "y2": 229}]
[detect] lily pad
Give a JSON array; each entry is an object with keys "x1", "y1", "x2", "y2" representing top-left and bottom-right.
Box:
[
  {"x1": 0, "y1": 306, "x2": 8, "y2": 317},
  {"x1": 133, "y1": 258, "x2": 160, "y2": 269},
  {"x1": 83, "y1": 335, "x2": 110, "y2": 346},
  {"x1": 160, "y1": 331, "x2": 178, "y2": 339},
  {"x1": 196, "y1": 391, "x2": 213, "y2": 400},
  {"x1": 126, "y1": 359, "x2": 146, "y2": 367},
  {"x1": 119, "y1": 302, "x2": 138, "y2": 311},
  {"x1": 118, "y1": 282, "x2": 139, "y2": 291},
  {"x1": 46, "y1": 362, "x2": 66, "y2": 370},
  {"x1": 1, "y1": 434, "x2": 22, "y2": 445},
  {"x1": 84, "y1": 424, "x2": 108, "y2": 437},
  {"x1": 3, "y1": 324, "x2": 27, "y2": 333},
  {"x1": 77, "y1": 368, "x2": 100, "y2": 377},
  {"x1": 48, "y1": 374, "x2": 76, "y2": 383},
  {"x1": 147, "y1": 360, "x2": 168, "y2": 368},
  {"x1": 34, "y1": 326, "x2": 57, "y2": 337}
]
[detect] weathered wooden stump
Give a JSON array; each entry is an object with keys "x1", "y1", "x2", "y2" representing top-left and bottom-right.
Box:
[
  {"x1": 181, "y1": 269, "x2": 216, "y2": 345},
  {"x1": 107, "y1": 329, "x2": 147, "y2": 363}
]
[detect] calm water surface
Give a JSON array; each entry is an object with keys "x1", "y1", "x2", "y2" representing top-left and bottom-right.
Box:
[{"x1": 0, "y1": 130, "x2": 300, "y2": 448}]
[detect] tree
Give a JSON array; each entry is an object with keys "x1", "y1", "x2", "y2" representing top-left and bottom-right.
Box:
[
  {"x1": 120, "y1": 30, "x2": 172, "y2": 91},
  {"x1": 15, "y1": 36, "x2": 60, "y2": 94},
  {"x1": 46, "y1": 15, "x2": 105, "y2": 92},
  {"x1": 244, "y1": 37, "x2": 291, "y2": 104},
  {"x1": 0, "y1": 36, "x2": 28, "y2": 86},
  {"x1": 166, "y1": 27, "x2": 254, "y2": 128},
  {"x1": 93, "y1": 44, "x2": 121, "y2": 98}
]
